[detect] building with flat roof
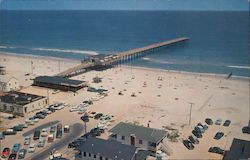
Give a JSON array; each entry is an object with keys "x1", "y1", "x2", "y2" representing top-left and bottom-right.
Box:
[
  {"x1": 109, "y1": 122, "x2": 167, "y2": 153},
  {"x1": 33, "y1": 76, "x2": 87, "y2": 91},
  {"x1": 0, "y1": 75, "x2": 19, "y2": 92},
  {"x1": 0, "y1": 91, "x2": 48, "y2": 116},
  {"x1": 223, "y1": 138, "x2": 250, "y2": 160},
  {"x1": 75, "y1": 137, "x2": 151, "y2": 160}
]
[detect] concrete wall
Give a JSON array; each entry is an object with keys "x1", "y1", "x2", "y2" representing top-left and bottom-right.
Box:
[
  {"x1": 75, "y1": 151, "x2": 113, "y2": 160},
  {"x1": 0, "y1": 78, "x2": 19, "y2": 92},
  {"x1": 0, "y1": 97, "x2": 48, "y2": 116},
  {"x1": 115, "y1": 134, "x2": 156, "y2": 152}
]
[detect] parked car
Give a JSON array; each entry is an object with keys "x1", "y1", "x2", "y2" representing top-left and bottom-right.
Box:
[
  {"x1": 88, "y1": 112, "x2": 97, "y2": 118},
  {"x1": 215, "y1": 119, "x2": 222, "y2": 125},
  {"x1": 8, "y1": 153, "x2": 17, "y2": 160},
  {"x1": 24, "y1": 136, "x2": 30, "y2": 145},
  {"x1": 188, "y1": 135, "x2": 199, "y2": 144},
  {"x1": 242, "y1": 126, "x2": 250, "y2": 134},
  {"x1": 38, "y1": 138, "x2": 46, "y2": 147},
  {"x1": 94, "y1": 113, "x2": 103, "y2": 119},
  {"x1": 90, "y1": 127, "x2": 101, "y2": 137},
  {"x1": 33, "y1": 130, "x2": 40, "y2": 140},
  {"x1": 3, "y1": 129, "x2": 17, "y2": 135},
  {"x1": 12, "y1": 125, "x2": 23, "y2": 132},
  {"x1": 214, "y1": 132, "x2": 224, "y2": 140},
  {"x1": 34, "y1": 114, "x2": 45, "y2": 119},
  {"x1": 195, "y1": 126, "x2": 204, "y2": 134},
  {"x1": 12, "y1": 143, "x2": 21, "y2": 154},
  {"x1": 41, "y1": 129, "x2": 48, "y2": 137},
  {"x1": 64, "y1": 125, "x2": 70, "y2": 133},
  {"x1": 2, "y1": 147, "x2": 10, "y2": 158},
  {"x1": 81, "y1": 115, "x2": 89, "y2": 122},
  {"x1": 48, "y1": 134, "x2": 54, "y2": 143},
  {"x1": 205, "y1": 118, "x2": 213, "y2": 125},
  {"x1": 0, "y1": 132, "x2": 5, "y2": 140},
  {"x1": 68, "y1": 141, "x2": 80, "y2": 148},
  {"x1": 50, "y1": 126, "x2": 56, "y2": 134},
  {"x1": 208, "y1": 147, "x2": 225, "y2": 155},
  {"x1": 28, "y1": 144, "x2": 36, "y2": 153},
  {"x1": 192, "y1": 130, "x2": 202, "y2": 138},
  {"x1": 183, "y1": 140, "x2": 194, "y2": 150},
  {"x1": 18, "y1": 149, "x2": 27, "y2": 159},
  {"x1": 223, "y1": 120, "x2": 231, "y2": 127},
  {"x1": 29, "y1": 117, "x2": 39, "y2": 123}
]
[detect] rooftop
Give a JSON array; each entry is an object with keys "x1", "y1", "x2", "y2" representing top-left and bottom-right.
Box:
[
  {"x1": 223, "y1": 138, "x2": 250, "y2": 160},
  {"x1": 34, "y1": 76, "x2": 85, "y2": 87},
  {"x1": 0, "y1": 91, "x2": 45, "y2": 106},
  {"x1": 0, "y1": 75, "x2": 17, "y2": 83},
  {"x1": 109, "y1": 122, "x2": 167, "y2": 143},
  {"x1": 76, "y1": 137, "x2": 136, "y2": 160}
]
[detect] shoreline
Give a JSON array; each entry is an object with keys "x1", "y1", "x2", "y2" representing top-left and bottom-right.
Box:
[
  {"x1": 0, "y1": 51, "x2": 81, "y2": 63},
  {"x1": 1, "y1": 51, "x2": 249, "y2": 80}
]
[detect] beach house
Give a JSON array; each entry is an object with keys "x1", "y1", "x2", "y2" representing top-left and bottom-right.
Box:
[
  {"x1": 0, "y1": 75, "x2": 19, "y2": 92},
  {"x1": 109, "y1": 122, "x2": 167, "y2": 153},
  {"x1": 0, "y1": 91, "x2": 48, "y2": 116},
  {"x1": 75, "y1": 137, "x2": 152, "y2": 160}
]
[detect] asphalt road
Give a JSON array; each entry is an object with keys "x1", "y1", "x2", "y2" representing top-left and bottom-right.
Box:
[
  {"x1": 29, "y1": 123, "x2": 84, "y2": 160},
  {"x1": 23, "y1": 121, "x2": 60, "y2": 137}
]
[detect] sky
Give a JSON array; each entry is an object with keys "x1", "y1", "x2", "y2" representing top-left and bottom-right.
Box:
[{"x1": 0, "y1": 0, "x2": 249, "y2": 11}]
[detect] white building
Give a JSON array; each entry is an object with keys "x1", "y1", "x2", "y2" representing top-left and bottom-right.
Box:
[
  {"x1": 0, "y1": 75, "x2": 19, "y2": 92},
  {"x1": 109, "y1": 122, "x2": 167, "y2": 153},
  {"x1": 0, "y1": 91, "x2": 48, "y2": 116}
]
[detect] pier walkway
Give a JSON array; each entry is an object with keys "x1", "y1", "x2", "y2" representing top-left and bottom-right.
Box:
[{"x1": 56, "y1": 37, "x2": 189, "y2": 77}]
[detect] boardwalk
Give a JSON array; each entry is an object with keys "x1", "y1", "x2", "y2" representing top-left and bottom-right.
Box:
[{"x1": 56, "y1": 37, "x2": 189, "y2": 77}]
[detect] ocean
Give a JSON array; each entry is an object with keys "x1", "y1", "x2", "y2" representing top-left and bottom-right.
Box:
[{"x1": 0, "y1": 10, "x2": 249, "y2": 77}]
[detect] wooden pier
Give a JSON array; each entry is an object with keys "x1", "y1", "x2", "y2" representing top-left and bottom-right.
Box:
[{"x1": 56, "y1": 37, "x2": 189, "y2": 78}]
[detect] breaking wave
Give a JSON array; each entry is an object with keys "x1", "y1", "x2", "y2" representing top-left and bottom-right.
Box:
[
  {"x1": 142, "y1": 57, "x2": 173, "y2": 64},
  {"x1": 227, "y1": 65, "x2": 250, "y2": 70},
  {"x1": 32, "y1": 47, "x2": 99, "y2": 55}
]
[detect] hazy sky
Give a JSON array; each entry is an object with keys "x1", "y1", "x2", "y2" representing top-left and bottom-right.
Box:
[{"x1": 0, "y1": 0, "x2": 249, "y2": 11}]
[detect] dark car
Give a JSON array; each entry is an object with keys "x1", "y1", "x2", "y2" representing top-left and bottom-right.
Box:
[
  {"x1": 18, "y1": 149, "x2": 27, "y2": 159},
  {"x1": 214, "y1": 132, "x2": 224, "y2": 140},
  {"x1": 68, "y1": 141, "x2": 80, "y2": 148},
  {"x1": 8, "y1": 153, "x2": 17, "y2": 160},
  {"x1": 81, "y1": 115, "x2": 89, "y2": 122},
  {"x1": 94, "y1": 113, "x2": 103, "y2": 119},
  {"x1": 12, "y1": 125, "x2": 23, "y2": 132},
  {"x1": 223, "y1": 120, "x2": 231, "y2": 127},
  {"x1": 208, "y1": 147, "x2": 224, "y2": 155},
  {"x1": 205, "y1": 118, "x2": 213, "y2": 125},
  {"x1": 192, "y1": 130, "x2": 202, "y2": 138},
  {"x1": 47, "y1": 107, "x2": 56, "y2": 112},
  {"x1": 12, "y1": 143, "x2": 20, "y2": 154},
  {"x1": 188, "y1": 135, "x2": 199, "y2": 144},
  {"x1": 34, "y1": 114, "x2": 45, "y2": 119},
  {"x1": 242, "y1": 126, "x2": 250, "y2": 134},
  {"x1": 33, "y1": 130, "x2": 40, "y2": 140},
  {"x1": 183, "y1": 140, "x2": 194, "y2": 150},
  {"x1": 90, "y1": 128, "x2": 101, "y2": 137}
]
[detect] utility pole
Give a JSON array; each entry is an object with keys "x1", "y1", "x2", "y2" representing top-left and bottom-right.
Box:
[
  {"x1": 47, "y1": 89, "x2": 50, "y2": 105},
  {"x1": 189, "y1": 102, "x2": 194, "y2": 126},
  {"x1": 31, "y1": 60, "x2": 33, "y2": 74}
]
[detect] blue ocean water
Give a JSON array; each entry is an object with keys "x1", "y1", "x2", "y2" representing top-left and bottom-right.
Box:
[{"x1": 0, "y1": 10, "x2": 249, "y2": 77}]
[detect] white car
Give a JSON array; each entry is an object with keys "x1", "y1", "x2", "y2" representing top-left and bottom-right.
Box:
[
  {"x1": 41, "y1": 129, "x2": 48, "y2": 137},
  {"x1": 70, "y1": 107, "x2": 79, "y2": 112},
  {"x1": 38, "y1": 138, "x2": 46, "y2": 147},
  {"x1": 28, "y1": 144, "x2": 36, "y2": 153},
  {"x1": 90, "y1": 96, "x2": 100, "y2": 101},
  {"x1": 24, "y1": 136, "x2": 30, "y2": 145}
]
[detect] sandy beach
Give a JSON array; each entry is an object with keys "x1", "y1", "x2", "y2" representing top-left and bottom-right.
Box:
[{"x1": 0, "y1": 53, "x2": 249, "y2": 159}]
